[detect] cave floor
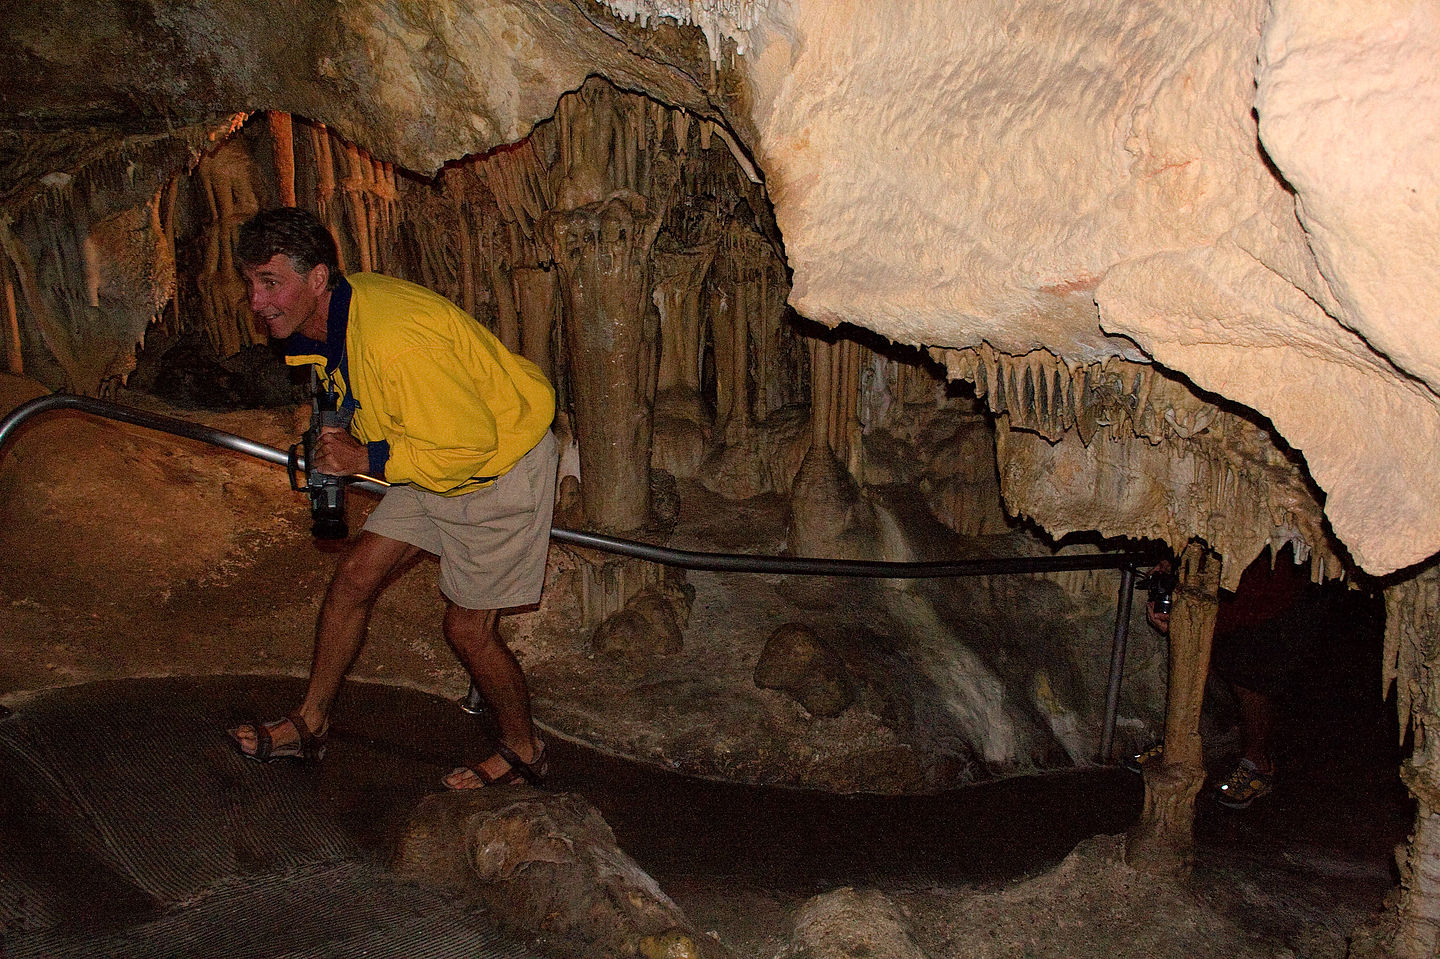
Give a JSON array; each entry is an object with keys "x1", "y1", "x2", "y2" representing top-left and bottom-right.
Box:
[{"x1": 0, "y1": 665, "x2": 1411, "y2": 959}]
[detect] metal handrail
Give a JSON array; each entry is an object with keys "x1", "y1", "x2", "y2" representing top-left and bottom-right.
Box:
[{"x1": 0, "y1": 393, "x2": 1152, "y2": 762}]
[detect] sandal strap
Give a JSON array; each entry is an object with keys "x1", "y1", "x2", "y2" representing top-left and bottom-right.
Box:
[
  {"x1": 495, "y1": 742, "x2": 547, "y2": 785},
  {"x1": 285, "y1": 713, "x2": 325, "y2": 761},
  {"x1": 252, "y1": 720, "x2": 275, "y2": 761}
]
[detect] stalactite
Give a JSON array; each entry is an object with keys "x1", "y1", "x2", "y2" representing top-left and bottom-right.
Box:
[
  {"x1": 596, "y1": 0, "x2": 766, "y2": 63},
  {"x1": 193, "y1": 137, "x2": 260, "y2": 357},
  {"x1": 268, "y1": 112, "x2": 296, "y2": 208},
  {"x1": 312, "y1": 124, "x2": 336, "y2": 217},
  {"x1": 3, "y1": 267, "x2": 21, "y2": 375},
  {"x1": 342, "y1": 142, "x2": 373, "y2": 273},
  {"x1": 479, "y1": 142, "x2": 551, "y2": 241},
  {"x1": 937, "y1": 343, "x2": 1339, "y2": 588},
  {"x1": 0, "y1": 216, "x2": 80, "y2": 391},
  {"x1": 672, "y1": 110, "x2": 691, "y2": 157}
]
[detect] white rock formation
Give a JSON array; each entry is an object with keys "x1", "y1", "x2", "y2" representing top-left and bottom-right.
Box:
[{"x1": 642, "y1": 0, "x2": 1440, "y2": 576}]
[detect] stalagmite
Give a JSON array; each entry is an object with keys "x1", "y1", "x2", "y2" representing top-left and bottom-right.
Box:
[{"x1": 1126, "y1": 541, "x2": 1221, "y2": 877}]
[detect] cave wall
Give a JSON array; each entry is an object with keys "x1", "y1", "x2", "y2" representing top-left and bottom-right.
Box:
[
  {"x1": 1, "y1": 76, "x2": 1018, "y2": 546},
  {"x1": 9, "y1": 0, "x2": 1437, "y2": 579}
]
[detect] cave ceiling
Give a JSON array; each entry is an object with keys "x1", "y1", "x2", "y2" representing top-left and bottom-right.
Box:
[{"x1": 2, "y1": 0, "x2": 1439, "y2": 578}]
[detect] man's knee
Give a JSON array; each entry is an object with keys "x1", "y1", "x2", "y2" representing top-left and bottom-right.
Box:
[
  {"x1": 443, "y1": 603, "x2": 501, "y2": 646},
  {"x1": 329, "y1": 534, "x2": 413, "y2": 604}
]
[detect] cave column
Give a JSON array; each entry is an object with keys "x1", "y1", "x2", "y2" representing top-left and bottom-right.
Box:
[
  {"x1": 1126, "y1": 540, "x2": 1221, "y2": 876},
  {"x1": 653, "y1": 247, "x2": 714, "y2": 420},
  {"x1": 513, "y1": 264, "x2": 559, "y2": 381},
  {"x1": 709, "y1": 260, "x2": 747, "y2": 446},
  {"x1": 1384, "y1": 564, "x2": 1440, "y2": 957},
  {"x1": 487, "y1": 247, "x2": 520, "y2": 355},
  {"x1": 649, "y1": 247, "x2": 716, "y2": 481},
  {"x1": 545, "y1": 194, "x2": 662, "y2": 532}
]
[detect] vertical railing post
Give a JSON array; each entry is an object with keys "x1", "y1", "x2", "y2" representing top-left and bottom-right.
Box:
[{"x1": 1099, "y1": 565, "x2": 1136, "y2": 763}]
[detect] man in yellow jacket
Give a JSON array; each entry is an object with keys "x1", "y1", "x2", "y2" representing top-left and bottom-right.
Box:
[{"x1": 229, "y1": 207, "x2": 557, "y2": 789}]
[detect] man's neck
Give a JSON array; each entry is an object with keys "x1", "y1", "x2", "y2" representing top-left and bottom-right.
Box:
[{"x1": 299, "y1": 289, "x2": 332, "y2": 340}]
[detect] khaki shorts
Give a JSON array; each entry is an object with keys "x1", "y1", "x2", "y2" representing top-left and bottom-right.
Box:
[{"x1": 364, "y1": 431, "x2": 558, "y2": 610}]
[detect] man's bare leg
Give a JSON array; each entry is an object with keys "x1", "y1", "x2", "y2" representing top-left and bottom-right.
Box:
[
  {"x1": 1234, "y1": 682, "x2": 1276, "y2": 774},
  {"x1": 231, "y1": 531, "x2": 421, "y2": 755},
  {"x1": 440, "y1": 601, "x2": 544, "y2": 788}
]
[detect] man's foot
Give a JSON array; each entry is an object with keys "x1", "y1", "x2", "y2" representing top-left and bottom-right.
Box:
[
  {"x1": 1214, "y1": 758, "x2": 1274, "y2": 809},
  {"x1": 228, "y1": 714, "x2": 328, "y2": 763},
  {"x1": 443, "y1": 740, "x2": 548, "y2": 790},
  {"x1": 1123, "y1": 742, "x2": 1163, "y2": 774}
]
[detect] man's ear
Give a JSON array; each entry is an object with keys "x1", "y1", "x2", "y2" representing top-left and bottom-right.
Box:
[{"x1": 307, "y1": 263, "x2": 330, "y2": 293}]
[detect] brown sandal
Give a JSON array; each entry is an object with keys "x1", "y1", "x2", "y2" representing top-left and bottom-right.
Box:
[
  {"x1": 229, "y1": 714, "x2": 327, "y2": 763},
  {"x1": 445, "y1": 741, "x2": 548, "y2": 790}
]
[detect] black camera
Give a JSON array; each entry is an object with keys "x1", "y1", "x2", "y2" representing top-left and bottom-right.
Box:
[
  {"x1": 288, "y1": 384, "x2": 349, "y2": 540},
  {"x1": 1141, "y1": 569, "x2": 1178, "y2": 614}
]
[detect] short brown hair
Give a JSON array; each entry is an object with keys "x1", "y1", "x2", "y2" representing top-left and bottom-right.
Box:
[{"x1": 236, "y1": 208, "x2": 342, "y2": 289}]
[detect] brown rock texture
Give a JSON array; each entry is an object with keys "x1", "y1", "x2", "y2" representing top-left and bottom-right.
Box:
[{"x1": 393, "y1": 787, "x2": 732, "y2": 959}]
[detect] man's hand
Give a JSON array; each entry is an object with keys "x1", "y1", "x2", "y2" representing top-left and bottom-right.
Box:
[
  {"x1": 1145, "y1": 559, "x2": 1174, "y2": 635},
  {"x1": 312, "y1": 425, "x2": 369, "y2": 476}
]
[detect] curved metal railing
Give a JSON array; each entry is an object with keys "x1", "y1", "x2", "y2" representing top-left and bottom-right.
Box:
[{"x1": 0, "y1": 393, "x2": 1152, "y2": 761}]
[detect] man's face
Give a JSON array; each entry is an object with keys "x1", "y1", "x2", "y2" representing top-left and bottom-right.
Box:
[{"x1": 241, "y1": 254, "x2": 328, "y2": 340}]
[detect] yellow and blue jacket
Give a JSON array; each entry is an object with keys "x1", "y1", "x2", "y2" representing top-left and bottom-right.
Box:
[{"x1": 284, "y1": 273, "x2": 555, "y2": 496}]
